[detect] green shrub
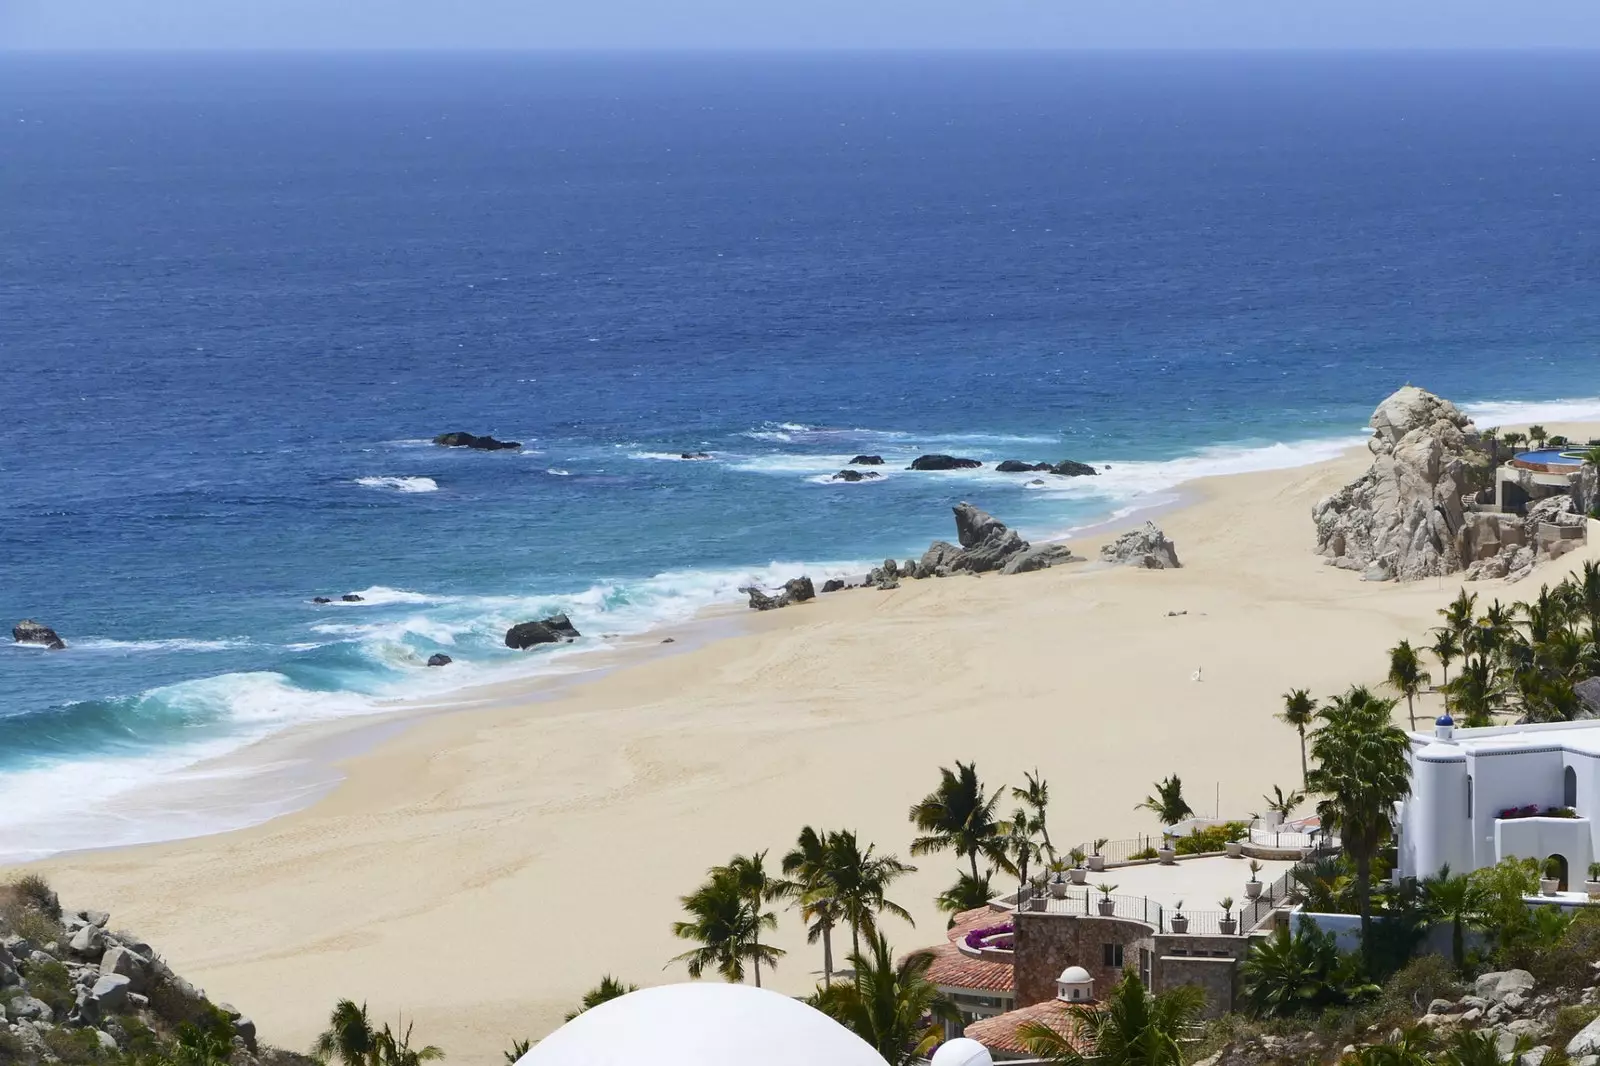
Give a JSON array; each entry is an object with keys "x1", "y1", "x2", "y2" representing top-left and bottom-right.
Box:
[
  {"x1": 1175, "y1": 821, "x2": 1251, "y2": 856},
  {"x1": 6, "y1": 872, "x2": 63, "y2": 921},
  {"x1": 1130, "y1": 846, "x2": 1158, "y2": 861},
  {"x1": 1512, "y1": 908, "x2": 1600, "y2": 990},
  {"x1": 1549, "y1": 1004, "x2": 1600, "y2": 1065},
  {"x1": 25, "y1": 959, "x2": 76, "y2": 1019},
  {"x1": 1374, "y1": 953, "x2": 1462, "y2": 1017},
  {"x1": 42, "y1": 1026, "x2": 111, "y2": 1063}
]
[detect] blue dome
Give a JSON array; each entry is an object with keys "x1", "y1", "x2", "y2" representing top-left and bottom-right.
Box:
[{"x1": 1436, "y1": 713, "x2": 1454, "y2": 726}]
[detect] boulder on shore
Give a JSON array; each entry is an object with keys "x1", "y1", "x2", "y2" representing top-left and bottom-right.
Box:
[
  {"x1": 426, "y1": 654, "x2": 453, "y2": 667},
  {"x1": 741, "y1": 576, "x2": 817, "y2": 611},
  {"x1": 821, "y1": 578, "x2": 846, "y2": 593},
  {"x1": 1312, "y1": 386, "x2": 1492, "y2": 581},
  {"x1": 505, "y1": 615, "x2": 581, "y2": 649},
  {"x1": 1100, "y1": 522, "x2": 1182, "y2": 569},
  {"x1": 911, "y1": 502, "x2": 1081, "y2": 577},
  {"x1": 12, "y1": 620, "x2": 66, "y2": 650},
  {"x1": 1051, "y1": 459, "x2": 1098, "y2": 477},
  {"x1": 850, "y1": 455, "x2": 885, "y2": 466},
  {"x1": 910, "y1": 454, "x2": 982, "y2": 471},
  {"x1": 433, "y1": 432, "x2": 522, "y2": 451}
]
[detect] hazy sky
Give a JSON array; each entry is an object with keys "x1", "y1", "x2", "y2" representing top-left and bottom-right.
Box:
[{"x1": 5, "y1": 0, "x2": 1600, "y2": 51}]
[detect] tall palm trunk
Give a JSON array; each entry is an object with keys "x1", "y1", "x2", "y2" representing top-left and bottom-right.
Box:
[
  {"x1": 1354, "y1": 850, "x2": 1374, "y2": 965},
  {"x1": 969, "y1": 849, "x2": 980, "y2": 885},
  {"x1": 822, "y1": 920, "x2": 834, "y2": 986},
  {"x1": 1298, "y1": 729, "x2": 1308, "y2": 788},
  {"x1": 1406, "y1": 693, "x2": 1416, "y2": 729}
]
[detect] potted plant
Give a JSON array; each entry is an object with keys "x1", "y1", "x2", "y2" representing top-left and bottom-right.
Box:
[
  {"x1": 1541, "y1": 857, "x2": 1562, "y2": 896},
  {"x1": 1226, "y1": 822, "x2": 1246, "y2": 859},
  {"x1": 1169, "y1": 900, "x2": 1188, "y2": 934},
  {"x1": 1218, "y1": 897, "x2": 1237, "y2": 935},
  {"x1": 1096, "y1": 883, "x2": 1117, "y2": 916},
  {"x1": 1047, "y1": 857, "x2": 1071, "y2": 899},
  {"x1": 1156, "y1": 834, "x2": 1177, "y2": 865},
  {"x1": 1029, "y1": 874, "x2": 1049, "y2": 911},
  {"x1": 1244, "y1": 860, "x2": 1264, "y2": 899},
  {"x1": 1088, "y1": 838, "x2": 1109, "y2": 872},
  {"x1": 1069, "y1": 847, "x2": 1089, "y2": 885},
  {"x1": 1586, "y1": 862, "x2": 1600, "y2": 899}
]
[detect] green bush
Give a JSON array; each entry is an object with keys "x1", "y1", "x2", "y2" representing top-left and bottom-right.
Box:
[
  {"x1": 25, "y1": 959, "x2": 76, "y2": 1019},
  {"x1": 1130, "y1": 846, "x2": 1158, "y2": 861},
  {"x1": 6, "y1": 872, "x2": 63, "y2": 921},
  {"x1": 1175, "y1": 821, "x2": 1251, "y2": 856},
  {"x1": 41, "y1": 1027, "x2": 109, "y2": 1064},
  {"x1": 1373, "y1": 953, "x2": 1462, "y2": 1018},
  {"x1": 1506, "y1": 908, "x2": 1600, "y2": 990}
]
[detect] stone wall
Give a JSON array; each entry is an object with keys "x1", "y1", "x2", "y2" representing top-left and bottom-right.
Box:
[
  {"x1": 1150, "y1": 932, "x2": 1255, "y2": 1018},
  {"x1": 1013, "y1": 912, "x2": 1154, "y2": 1006}
]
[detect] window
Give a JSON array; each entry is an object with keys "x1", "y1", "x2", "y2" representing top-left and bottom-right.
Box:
[
  {"x1": 1566, "y1": 766, "x2": 1578, "y2": 809},
  {"x1": 1102, "y1": 943, "x2": 1124, "y2": 968},
  {"x1": 1467, "y1": 774, "x2": 1473, "y2": 818}
]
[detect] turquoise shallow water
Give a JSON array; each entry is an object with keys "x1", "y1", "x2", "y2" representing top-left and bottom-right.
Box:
[{"x1": 3, "y1": 52, "x2": 1600, "y2": 858}]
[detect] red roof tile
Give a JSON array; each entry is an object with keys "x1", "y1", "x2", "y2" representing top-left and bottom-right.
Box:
[
  {"x1": 907, "y1": 905, "x2": 1015, "y2": 995},
  {"x1": 964, "y1": 999, "x2": 1087, "y2": 1056}
]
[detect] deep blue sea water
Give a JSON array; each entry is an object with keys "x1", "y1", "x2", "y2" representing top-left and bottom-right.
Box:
[{"x1": 4, "y1": 52, "x2": 1600, "y2": 858}]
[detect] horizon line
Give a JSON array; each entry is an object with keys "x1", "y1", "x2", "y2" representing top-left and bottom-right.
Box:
[{"x1": 6, "y1": 44, "x2": 1600, "y2": 55}]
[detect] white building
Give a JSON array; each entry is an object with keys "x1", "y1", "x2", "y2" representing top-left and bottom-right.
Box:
[{"x1": 1396, "y1": 714, "x2": 1600, "y2": 889}]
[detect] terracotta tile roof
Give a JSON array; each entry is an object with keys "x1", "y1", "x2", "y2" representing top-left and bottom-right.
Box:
[
  {"x1": 909, "y1": 905, "x2": 1016, "y2": 995},
  {"x1": 964, "y1": 998, "x2": 1087, "y2": 1056}
]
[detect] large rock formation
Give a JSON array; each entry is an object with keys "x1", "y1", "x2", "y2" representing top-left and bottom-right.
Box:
[
  {"x1": 911, "y1": 503, "x2": 1080, "y2": 577},
  {"x1": 433, "y1": 431, "x2": 521, "y2": 450},
  {"x1": 741, "y1": 576, "x2": 817, "y2": 610},
  {"x1": 1051, "y1": 459, "x2": 1099, "y2": 477},
  {"x1": 12, "y1": 620, "x2": 66, "y2": 650},
  {"x1": 1099, "y1": 522, "x2": 1182, "y2": 569},
  {"x1": 849, "y1": 455, "x2": 884, "y2": 466},
  {"x1": 1312, "y1": 387, "x2": 1493, "y2": 581},
  {"x1": 831, "y1": 469, "x2": 881, "y2": 482},
  {"x1": 996, "y1": 460, "x2": 1052, "y2": 473},
  {"x1": 1459, "y1": 495, "x2": 1588, "y2": 582}
]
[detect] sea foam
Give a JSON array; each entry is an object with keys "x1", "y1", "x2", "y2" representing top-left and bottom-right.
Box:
[{"x1": 355, "y1": 475, "x2": 440, "y2": 493}]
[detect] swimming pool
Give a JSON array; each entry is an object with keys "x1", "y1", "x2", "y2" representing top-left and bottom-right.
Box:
[{"x1": 1513, "y1": 448, "x2": 1588, "y2": 471}]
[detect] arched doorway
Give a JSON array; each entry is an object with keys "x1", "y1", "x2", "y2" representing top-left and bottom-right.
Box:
[
  {"x1": 1546, "y1": 853, "x2": 1570, "y2": 892},
  {"x1": 1565, "y1": 766, "x2": 1578, "y2": 809}
]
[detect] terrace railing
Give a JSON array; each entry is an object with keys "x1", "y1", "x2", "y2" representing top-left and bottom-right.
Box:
[{"x1": 1239, "y1": 866, "x2": 1296, "y2": 931}]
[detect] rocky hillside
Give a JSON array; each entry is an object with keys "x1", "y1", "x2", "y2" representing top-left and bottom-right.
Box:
[{"x1": 1, "y1": 875, "x2": 311, "y2": 1066}]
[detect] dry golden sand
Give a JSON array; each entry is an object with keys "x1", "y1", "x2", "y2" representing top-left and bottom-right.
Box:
[{"x1": 14, "y1": 426, "x2": 1600, "y2": 1063}]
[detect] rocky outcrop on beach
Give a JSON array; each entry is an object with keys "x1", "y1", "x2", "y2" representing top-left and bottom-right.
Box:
[
  {"x1": 821, "y1": 578, "x2": 846, "y2": 593},
  {"x1": 910, "y1": 454, "x2": 982, "y2": 471},
  {"x1": 741, "y1": 577, "x2": 817, "y2": 611},
  {"x1": 505, "y1": 614, "x2": 581, "y2": 649},
  {"x1": 11, "y1": 621, "x2": 65, "y2": 650},
  {"x1": 1312, "y1": 386, "x2": 1494, "y2": 581},
  {"x1": 433, "y1": 432, "x2": 521, "y2": 450},
  {"x1": 850, "y1": 455, "x2": 884, "y2": 466},
  {"x1": 1, "y1": 878, "x2": 310, "y2": 1066},
  {"x1": 1099, "y1": 522, "x2": 1182, "y2": 569},
  {"x1": 907, "y1": 503, "x2": 1081, "y2": 577}
]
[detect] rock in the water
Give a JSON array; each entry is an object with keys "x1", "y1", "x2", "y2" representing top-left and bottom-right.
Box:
[
  {"x1": 311, "y1": 596, "x2": 332, "y2": 604},
  {"x1": 1051, "y1": 460, "x2": 1098, "y2": 477},
  {"x1": 1313, "y1": 386, "x2": 1492, "y2": 581},
  {"x1": 850, "y1": 455, "x2": 885, "y2": 466},
  {"x1": 680, "y1": 451, "x2": 713, "y2": 460},
  {"x1": 12, "y1": 620, "x2": 66, "y2": 650},
  {"x1": 542, "y1": 613, "x2": 581, "y2": 640},
  {"x1": 909, "y1": 454, "x2": 982, "y2": 471},
  {"x1": 433, "y1": 432, "x2": 521, "y2": 450},
  {"x1": 832, "y1": 469, "x2": 881, "y2": 482},
  {"x1": 505, "y1": 621, "x2": 559, "y2": 649},
  {"x1": 741, "y1": 577, "x2": 817, "y2": 610},
  {"x1": 1100, "y1": 522, "x2": 1182, "y2": 569},
  {"x1": 341, "y1": 593, "x2": 365, "y2": 603},
  {"x1": 426, "y1": 653, "x2": 453, "y2": 667},
  {"x1": 821, "y1": 578, "x2": 846, "y2": 593},
  {"x1": 997, "y1": 460, "x2": 1052, "y2": 473}
]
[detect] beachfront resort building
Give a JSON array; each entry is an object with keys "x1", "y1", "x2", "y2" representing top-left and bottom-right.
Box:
[{"x1": 1396, "y1": 715, "x2": 1600, "y2": 890}]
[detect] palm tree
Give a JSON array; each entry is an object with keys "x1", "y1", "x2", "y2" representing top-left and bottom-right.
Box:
[
  {"x1": 670, "y1": 863, "x2": 785, "y2": 986},
  {"x1": 1135, "y1": 774, "x2": 1193, "y2": 828},
  {"x1": 1019, "y1": 971, "x2": 1204, "y2": 1066},
  {"x1": 1238, "y1": 920, "x2": 1342, "y2": 1018},
  {"x1": 1386, "y1": 639, "x2": 1432, "y2": 729},
  {"x1": 1430, "y1": 628, "x2": 1461, "y2": 694},
  {"x1": 1441, "y1": 1028, "x2": 1530, "y2": 1066},
  {"x1": 1307, "y1": 685, "x2": 1412, "y2": 963},
  {"x1": 826, "y1": 829, "x2": 916, "y2": 958},
  {"x1": 909, "y1": 762, "x2": 1014, "y2": 885},
  {"x1": 1579, "y1": 561, "x2": 1600, "y2": 631},
  {"x1": 314, "y1": 1000, "x2": 381, "y2": 1066},
  {"x1": 564, "y1": 975, "x2": 638, "y2": 1021},
  {"x1": 1263, "y1": 785, "x2": 1304, "y2": 822},
  {"x1": 780, "y1": 826, "x2": 844, "y2": 985},
  {"x1": 1502, "y1": 430, "x2": 1527, "y2": 450},
  {"x1": 1278, "y1": 689, "x2": 1317, "y2": 786},
  {"x1": 375, "y1": 1020, "x2": 444, "y2": 1066},
  {"x1": 1446, "y1": 657, "x2": 1503, "y2": 728},
  {"x1": 1351, "y1": 1027, "x2": 1436, "y2": 1066},
  {"x1": 1440, "y1": 589, "x2": 1478, "y2": 641},
  {"x1": 170, "y1": 1020, "x2": 240, "y2": 1066},
  {"x1": 1529, "y1": 424, "x2": 1548, "y2": 447},
  {"x1": 1421, "y1": 865, "x2": 1482, "y2": 971},
  {"x1": 1013, "y1": 769, "x2": 1055, "y2": 862},
  {"x1": 807, "y1": 930, "x2": 958, "y2": 1066},
  {"x1": 502, "y1": 1041, "x2": 531, "y2": 1065},
  {"x1": 1003, "y1": 806, "x2": 1044, "y2": 903},
  {"x1": 934, "y1": 870, "x2": 994, "y2": 919}
]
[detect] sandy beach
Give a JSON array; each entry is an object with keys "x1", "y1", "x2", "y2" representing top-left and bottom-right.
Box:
[{"x1": 13, "y1": 427, "x2": 1600, "y2": 1063}]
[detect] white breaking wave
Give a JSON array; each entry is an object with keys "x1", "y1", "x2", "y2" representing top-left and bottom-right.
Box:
[
  {"x1": 329, "y1": 586, "x2": 438, "y2": 607},
  {"x1": 73, "y1": 637, "x2": 252, "y2": 653},
  {"x1": 1462, "y1": 396, "x2": 1600, "y2": 428},
  {"x1": 355, "y1": 476, "x2": 440, "y2": 493},
  {"x1": 546, "y1": 468, "x2": 572, "y2": 476},
  {"x1": 629, "y1": 451, "x2": 717, "y2": 462}
]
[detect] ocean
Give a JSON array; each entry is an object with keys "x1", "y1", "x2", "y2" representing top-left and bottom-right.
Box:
[{"x1": 3, "y1": 51, "x2": 1600, "y2": 860}]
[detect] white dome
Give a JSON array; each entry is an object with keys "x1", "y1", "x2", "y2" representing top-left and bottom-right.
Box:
[
  {"x1": 518, "y1": 983, "x2": 891, "y2": 1066},
  {"x1": 931, "y1": 1037, "x2": 994, "y2": 1066},
  {"x1": 1058, "y1": 966, "x2": 1091, "y2": 984}
]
